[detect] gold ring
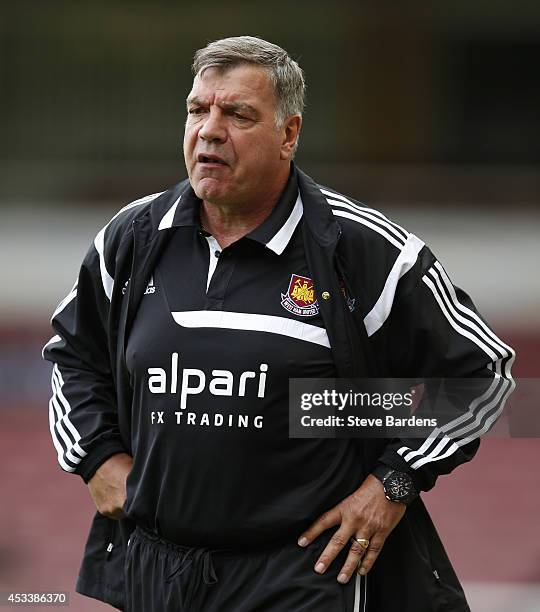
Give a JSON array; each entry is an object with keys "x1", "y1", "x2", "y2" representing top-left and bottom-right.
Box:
[{"x1": 355, "y1": 538, "x2": 370, "y2": 549}]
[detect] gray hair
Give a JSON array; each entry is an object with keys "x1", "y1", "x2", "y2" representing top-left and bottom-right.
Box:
[{"x1": 192, "y1": 36, "x2": 305, "y2": 128}]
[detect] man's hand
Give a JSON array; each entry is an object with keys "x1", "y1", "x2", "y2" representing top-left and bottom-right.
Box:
[
  {"x1": 88, "y1": 453, "x2": 133, "y2": 520},
  {"x1": 297, "y1": 474, "x2": 406, "y2": 583}
]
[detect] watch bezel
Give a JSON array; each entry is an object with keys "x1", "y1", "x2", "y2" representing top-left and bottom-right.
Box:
[{"x1": 382, "y1": 469, "x2": 417, "y2": 506}]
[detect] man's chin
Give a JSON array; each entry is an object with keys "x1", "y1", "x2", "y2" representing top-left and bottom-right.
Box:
[{"x1": 193, "y1": 177, "x2": 231, "y2": 204}]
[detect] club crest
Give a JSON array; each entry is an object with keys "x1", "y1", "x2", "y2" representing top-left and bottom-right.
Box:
[{"x1": 281, "y1": 274, "x2": 319, "y2": 317}]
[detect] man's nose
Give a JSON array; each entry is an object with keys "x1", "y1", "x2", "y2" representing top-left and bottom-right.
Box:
[{"x1": 198, "y1": 108, "x2": 227, "y2": 143}]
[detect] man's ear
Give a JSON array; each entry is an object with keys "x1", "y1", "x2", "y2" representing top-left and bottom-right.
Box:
[{"x1": 280, "y1": 115, "x2": 302, "y2": 160}]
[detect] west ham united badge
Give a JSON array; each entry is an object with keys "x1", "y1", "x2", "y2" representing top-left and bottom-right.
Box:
[{"x1": 281, "y1": 274, "x2": 319, "y2": 317}]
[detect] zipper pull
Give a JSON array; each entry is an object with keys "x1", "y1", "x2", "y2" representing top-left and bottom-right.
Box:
[{"x1": 106, "y1": 542, "x2": 114, "y2": 558}]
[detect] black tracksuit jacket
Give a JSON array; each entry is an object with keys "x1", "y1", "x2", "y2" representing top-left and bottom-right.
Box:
[{"x1": 43, "y1": 166, "x2": 514, "y2": 610}]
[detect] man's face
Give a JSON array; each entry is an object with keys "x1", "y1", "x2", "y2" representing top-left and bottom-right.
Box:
[{"x1": 183, "y1": 64, "x2": 289, "y2": 206}]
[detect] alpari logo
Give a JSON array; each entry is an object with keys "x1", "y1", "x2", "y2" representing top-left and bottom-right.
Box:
[{"x1": 148, "y1": 353, "x2": 268, "y2": 409}]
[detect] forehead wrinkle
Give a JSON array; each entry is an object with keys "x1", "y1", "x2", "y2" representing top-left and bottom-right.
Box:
[
  {"x1": 187, "y1": 67, "x2": 273, "y2": 108},
  {"x1": 186, "y1": 94, "x2": 260, "y2": 116}
]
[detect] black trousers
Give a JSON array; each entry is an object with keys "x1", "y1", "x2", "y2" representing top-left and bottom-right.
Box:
[{"x1": 124, "y1": 526, "x2": 366, "y2": 612}]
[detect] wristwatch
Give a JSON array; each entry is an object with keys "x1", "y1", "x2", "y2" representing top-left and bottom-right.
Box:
[{"x1": 372, "y1": 466, "x2": 418, "y2": 506}]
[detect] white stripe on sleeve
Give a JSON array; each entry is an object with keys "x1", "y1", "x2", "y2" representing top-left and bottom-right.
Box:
[
  {"x1": 42, "y1": 334, "x2": 62, "y2": 359},
  {"x1": 94, "y1": 191, "x2": 164, "y2": 300},
  {"x1": 396, "y1": 264, "x2": 515, "y2": 469},
  {"x1": 48, "y1": 364, "x2": 88, "y2": 472},
  {"x1": 325, "y1": 197, "x2": 407, "y2": 247},
  {"x1": 330, "y1": 209, "x2": 405, "y2": 250},
  {"x1": 422, "y1": 274, "x2": 501, "y2": 362},
  {"x1": 52, "y1": 366, "x2": 87, "y2": 459},
  {"x1": 320, "y1": 188, "x2": 408, "y2": 242},
  {"x1": 363, "y1": 234, "x2": 425, "y2": 337},
  {"x1": 433, "y1": 261, "x2": 516, "y2": 377},
  {"x1": 398, "y1": 377, "x2": 500, "y2": 463},
  {"x1": 94, "y1": 228, "x2": 115, "y2": 300},
  {"x1": 393, "y1": 260, "x2": 515, "y2": 470},
  {"x1": 48, "y1": 396, "x2": 76, "y2": 472},
  {"x1": 51, "y1": 281, "x2": 78, "y2": 321},
  {"x1": 403, "y1": 377, "x2": 514, "y2": 470}
]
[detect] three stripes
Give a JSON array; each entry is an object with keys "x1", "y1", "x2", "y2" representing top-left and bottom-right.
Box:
[
  {"x1": 398, "y1": 261, "x2": 515, "y2": 470},
  {"x1": 322, "y1": 186, "x2": 515, "y2": 471},
  {"x1": 422, "y1": 261, "x2": 514, "y2": 378},
  {"x1": 322, "y1": 188, "x2": 409, "y2": 249},
  {"x1": 48, "y1": 364, "x2": 87, "y2": 472},
  {"x1": 46, "y1": 191, "x2": 164, "y2": 472}
]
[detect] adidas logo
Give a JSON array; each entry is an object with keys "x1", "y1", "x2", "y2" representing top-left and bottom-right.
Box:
[{"x1": 144, "y1": 276, "x2": 156, "y2": 295}]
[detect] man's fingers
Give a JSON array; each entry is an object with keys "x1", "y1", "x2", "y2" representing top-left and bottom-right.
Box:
[
  {"x1": 87, "y1": 453, "x2": 132, "y2": 519},
  {"x1": 297, "y1": 508, "x2": 341, "y2": 547},
  {"x1": 358, "y1": 537, "x2": 385, "y2": 576},
  {"x1": 313, "y1": 527, "x2": 354, "y2": 574},
  {"x1": 336, "y1": 539, "x2": 368, "y2": 584},
  {"x1": 100, "y1": 507, "x2": 127, "y2": 520}
]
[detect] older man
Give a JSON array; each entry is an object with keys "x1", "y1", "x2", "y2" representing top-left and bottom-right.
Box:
[{"x1": 43, "y1": 36, "x2": 514, "y2": 611}]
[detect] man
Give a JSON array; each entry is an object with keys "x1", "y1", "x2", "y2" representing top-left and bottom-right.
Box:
[{"x1": 43, "y1": 36, "x2": 514, "y2": 611}]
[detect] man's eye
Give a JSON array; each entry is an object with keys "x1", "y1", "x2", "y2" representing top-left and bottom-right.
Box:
[{"x1": 188, "y1": 108, "x2": 205, "y2": 115}]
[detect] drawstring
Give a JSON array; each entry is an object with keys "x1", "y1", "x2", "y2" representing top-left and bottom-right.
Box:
[{"x1": 165, "y1": 547, "x2": 218, "y2": 609}]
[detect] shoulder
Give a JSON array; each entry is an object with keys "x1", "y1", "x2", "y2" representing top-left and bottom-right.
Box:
[
  {"x1": 316, "y1": 184, "x2": 412, "y2": 254},
  {"x1": 90, "y1": 183, "x2": 187, "y2": 298},
  {"x1": 82, "y1": 190, "x2": 167, "y2": 301},
  {"x1": 312, "y1": 182, "x2": 434, "y2": 314},
  {"x1": 100, "y1": 180, "x2": 190, "y2": 247},
  {"x1": 297, "y1": 166, "x2": 415, "y2": 259},
  {"x1": 103, "y1": 190, "x2": 166, "y2": 243},
  {"x1": 297, "y1": 166, "x2": 428, "y2": 276}
]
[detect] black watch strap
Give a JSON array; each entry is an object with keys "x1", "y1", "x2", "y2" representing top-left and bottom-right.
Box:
[{"x1": 372, "y1": 464, "x2": 393, "y2": 485}]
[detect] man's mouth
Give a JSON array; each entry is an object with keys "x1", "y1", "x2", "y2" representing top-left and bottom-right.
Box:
[{"x1": 197, "y1": 154, "x2": 228, "y2": 165}]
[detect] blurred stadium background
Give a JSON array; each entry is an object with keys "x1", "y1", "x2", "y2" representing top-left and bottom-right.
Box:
[{"x1": 0, "y1": 2, "x2": 538, "y2": 610}]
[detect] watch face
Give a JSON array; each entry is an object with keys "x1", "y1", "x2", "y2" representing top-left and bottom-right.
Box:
[{"x1": 385, "y1": 472, "x2": 414, "y2": 503}]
